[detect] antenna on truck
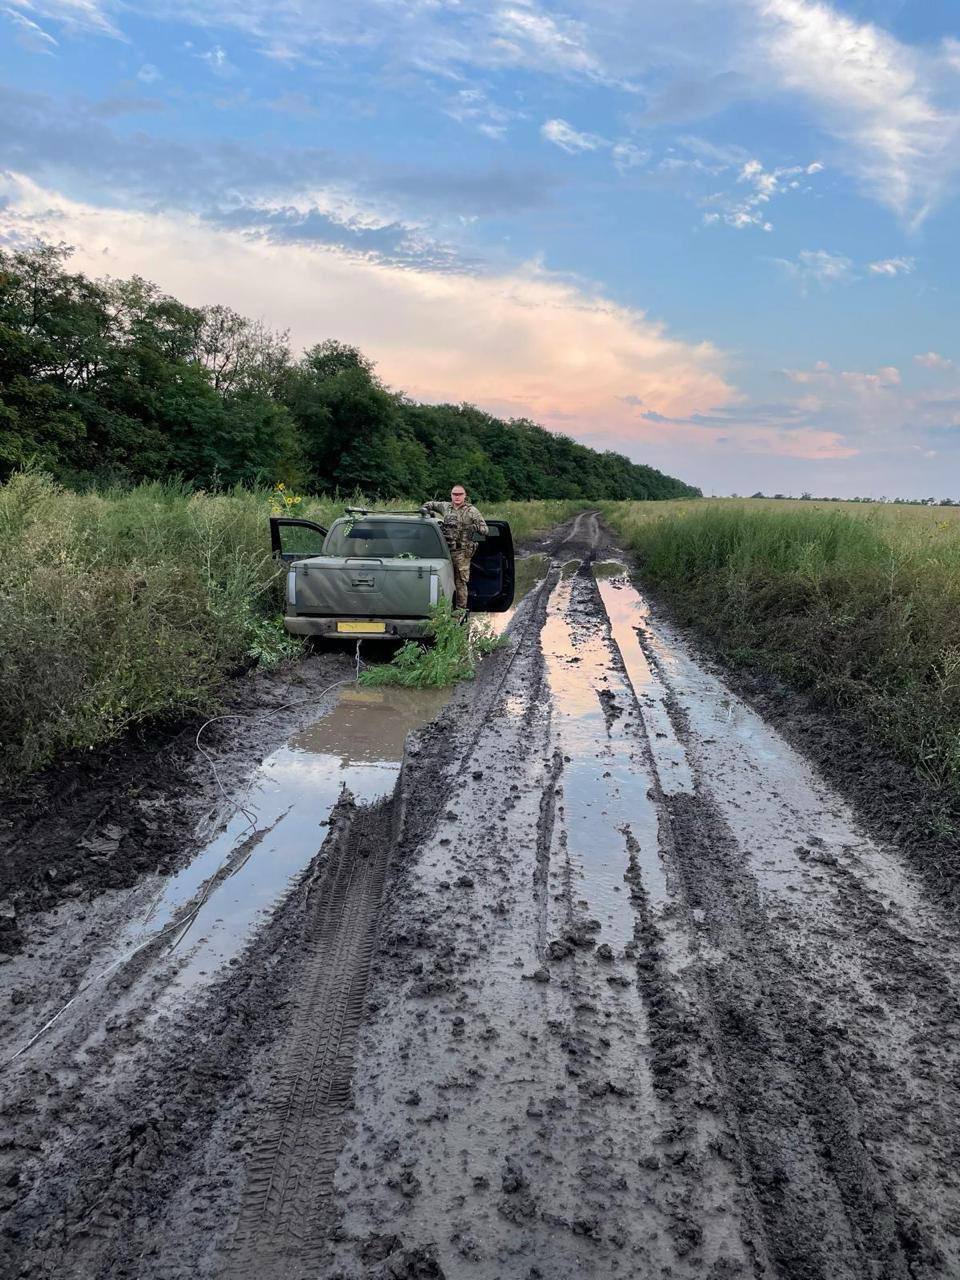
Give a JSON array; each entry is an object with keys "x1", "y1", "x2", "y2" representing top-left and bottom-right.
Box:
[{"x1": 342, "y1": 506, "x2": 432, "y2": 518}]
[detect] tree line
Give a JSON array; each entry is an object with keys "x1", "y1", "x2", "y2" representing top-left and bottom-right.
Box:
[{"x1": 0, "y1": 245, "x2": 700, "y2": 501}]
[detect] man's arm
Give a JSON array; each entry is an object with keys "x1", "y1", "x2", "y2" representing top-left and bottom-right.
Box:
[
  {"x1": 470, "y1": 507, "x2": 489, "y2": 538},
  {"x1": 421, "y1": 501, "x2": 447, "y2": 516}
]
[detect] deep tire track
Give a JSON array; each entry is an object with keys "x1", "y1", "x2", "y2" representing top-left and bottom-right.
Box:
[{"x1": 227, "y1": 799, "x2": 396, "y2": 1277}]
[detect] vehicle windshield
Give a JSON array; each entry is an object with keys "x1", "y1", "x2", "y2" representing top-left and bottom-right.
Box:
[{"x1": 323, "y1": 520, "x2": 446, "y2": 559}]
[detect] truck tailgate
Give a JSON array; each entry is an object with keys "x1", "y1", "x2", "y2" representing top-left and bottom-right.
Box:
[{"x1": 292, "y1": 558, "x2": 437, "y2": 617}]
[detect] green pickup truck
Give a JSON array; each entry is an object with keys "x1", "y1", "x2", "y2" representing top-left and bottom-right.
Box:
[{"x1": 271, "y1": 509, "x2": 515, "y2": 640}]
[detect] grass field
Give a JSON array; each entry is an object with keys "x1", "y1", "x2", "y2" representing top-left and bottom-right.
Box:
[
  {"x1": 0, "y1": 473, "x2": 580, "y2": 781},
  {"x1": 602, "y1": 497, "x2": 960, "y2": 825}
]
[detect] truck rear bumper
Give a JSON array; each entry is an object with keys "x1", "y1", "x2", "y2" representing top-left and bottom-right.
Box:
[{"x1": 285, "y1": 615, "x2": 431, "y2": 640}]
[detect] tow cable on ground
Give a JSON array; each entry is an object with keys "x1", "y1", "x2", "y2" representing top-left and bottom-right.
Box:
[{"x1": 4, "y1": 646, "x2": 368, "y2": 1069}]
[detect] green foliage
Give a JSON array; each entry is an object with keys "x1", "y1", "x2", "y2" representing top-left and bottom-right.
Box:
[
  {"x1": 603, "y1": 499, "x2": 960, "y2": 820},
  {"x1": 0, "y1": 472, "x2": 297, "y2": 780},
  {"x1": 0, "y1": 470, "x2": 567, "y2": 780},
  {"x1": 0, "y1": 245, "x2": 698, "y2": 501},
  {"x1": 359, "y1": 599, "x2": 504, "y2": 688},
  {"x1": 246, "y1": 614, "x2": 305, "y2": 670}
]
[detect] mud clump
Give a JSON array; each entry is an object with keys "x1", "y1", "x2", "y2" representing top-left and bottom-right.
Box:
[
  {"x1": 498, "y1": 1157, "x2": 539, "y2": 1224},
  {"x1": 374, "y1": 1242, "x2": 446, "y2": 1279}
]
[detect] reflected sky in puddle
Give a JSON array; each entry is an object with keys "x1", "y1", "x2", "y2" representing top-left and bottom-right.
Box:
[
  {"x1": 541, "y1": 575, "x2": 666, "y2": 943},
  {"x1": 488, "y1": 553, "x2": 548, "y2": 637},
  {"x1": 594, "y1": 571, "x2": 694, "y2": 797},
  {"x1": 121, "y1": 685, "x2": 451, "y2": 1001}
]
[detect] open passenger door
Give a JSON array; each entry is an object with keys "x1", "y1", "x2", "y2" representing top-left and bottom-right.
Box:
[
  {"x1": 468, "y1": 519, "x2": 515, "y2": 612},
  {"x1": 269, "y1": 517, "x2": 328, "y2": 563}
]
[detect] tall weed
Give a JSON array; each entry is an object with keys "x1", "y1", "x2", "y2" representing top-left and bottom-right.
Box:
[
  {"x1": 0, "y1": 476, "x2": 579, "y2": 780},
  {"x1": 359, "y1": 600, "x2": 503, "y2": 688},
  {"x1": 602, "y1": 500, "x2": 960, "y2": 815}
]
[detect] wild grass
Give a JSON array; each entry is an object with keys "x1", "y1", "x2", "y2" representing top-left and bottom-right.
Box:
[
  {"x1": 358, "y1": 599, "x2": 504, "y2": 689},
  {"x1": 601, "y1": 498, "x2": 960, "y2": 821},
  {"x1": 0, "y1": 474, "x2": 580, "y2": 781}
]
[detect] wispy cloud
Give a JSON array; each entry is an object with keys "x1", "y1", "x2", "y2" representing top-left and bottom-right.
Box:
[
  {"x1": 915, "y1": 351, "x2": 956, "y2": 372},
  {"x1": 195, "y1": 43, "x2": 234, "y2": 76},
  {"x1": 783, "y1": 361, "x2": 901, "y2": 391},
  {"x1": 772, "y1": 249, "x2": 855, "y2": 290},
  {"x1": 446, "y1": 87, "x2": 520, "y2": 141},
  {"x1": 703, "y1": 156, "x2": 822, "y2": 231},
  {"x1": 492, "y1": 3, "x2": 614, "y2": 84},
  {"x1": 750, "y1": 0, "x2": 960, "y2": 224},
  {"x1": 6, "y1": 0, "x2": 119, "y2": 37},
  {"x1": 775, "y1": 247, "x2": 921, "y2": 291},
  {"x1": 868, "y1": 256, "x2": 915, "y2": 277},
  {"x1": 540, "y1": 118, "x2": 606, "y2": 154},
  {"x1": 4, "y1": 7, "x2": 58, "y2": 52},
  {"x1": 0, "y1": 83, "x2": 558, "y2": 246},
  {"x1": 541, "y1": 118, "x2": 649, "y2": 175}
]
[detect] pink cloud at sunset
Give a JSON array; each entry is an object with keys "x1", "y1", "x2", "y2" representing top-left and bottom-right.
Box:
[{"x1": 1, "y1": 173, "x2": 736, "y2": 444}]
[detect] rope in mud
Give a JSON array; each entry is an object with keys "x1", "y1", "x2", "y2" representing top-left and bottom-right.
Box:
[{"x1": 4, "y1": 665, "x2": 362, "y2": 1070}]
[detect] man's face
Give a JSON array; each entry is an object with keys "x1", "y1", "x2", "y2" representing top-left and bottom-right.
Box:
[{"x1": 451, "y1": 487, "x2": 466, "y2": 507}]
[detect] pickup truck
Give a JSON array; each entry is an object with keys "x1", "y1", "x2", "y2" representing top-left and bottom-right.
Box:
[{"x1": 271, "y1": 509, "x2": 515, "y2": 640}]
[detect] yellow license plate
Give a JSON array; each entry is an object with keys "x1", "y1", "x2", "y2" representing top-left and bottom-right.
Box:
[{"x1": 337, "y1": 621, "x2": 386, "y2": 634}]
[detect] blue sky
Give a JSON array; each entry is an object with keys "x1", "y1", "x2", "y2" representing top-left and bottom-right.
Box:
[{"x1": 2, "y1": 0, "x2": 959, "y2": 497}]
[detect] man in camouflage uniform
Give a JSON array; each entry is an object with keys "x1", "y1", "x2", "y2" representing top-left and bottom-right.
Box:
[{"x1": 421, "y1": 485, "x2": 489, "y2": 610}]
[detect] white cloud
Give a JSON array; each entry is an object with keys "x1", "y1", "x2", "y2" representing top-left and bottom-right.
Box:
[
  {"x1": 197, "y1": 43, "x2": 233, "y2": 75},
  {"x1": 541, "y1": 119, "x2": 649, "y2": 175},
  {"x1": 5, "y1": 0, "x2": 118, "y2": 37},
  {"x1": 137, "y1": 62, "x2": 161, "y2": 83},
  {"x1": 4, "y1": 7, "x2": 58, "y2": 51},
  {"x1": 774, "y1": 248, "x2": 855, "y2": 289},
  {"x1": 492, "y1": 3, "x2": 612, "y2": 83},
  {"x1": 704, "y1": 156, "x2": 820, "y2": 230},
  {"x1": 445, "y1": 88, "x2": 519, "y2": 141},
  {"x1": 784, "y1": 362, "x2": 901, "y2": 391},
  {"x1": 915, "y1": 351, "x2": 956, "y2": 372},
  {"x1": 541, "y1": 118, "x2": 606, "y2": 154},
  {"x1": 751, "y1": 0, "x2": 960, "y2": 224},
  {"x1": 611, "y1": 141, "x2": 647, "y2": 173},
  {"x1": 868, "y1": 256, "x2": 915, "y2": 276},
  {"x1": 17, "y1": 0, "x2": 959, "y2": 225}
]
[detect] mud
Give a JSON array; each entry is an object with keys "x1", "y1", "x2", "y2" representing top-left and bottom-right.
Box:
[
  {"x1": 0, "y1": 649, "x2": 355, "y2": 956},
  {"x1": 4, "y1": 513, "x2": 960, "y2": 1280}
]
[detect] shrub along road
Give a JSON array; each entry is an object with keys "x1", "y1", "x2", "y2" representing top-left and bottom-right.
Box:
[{"x1": 2, "y1": 512, "x2": 960, "y2": 1279}]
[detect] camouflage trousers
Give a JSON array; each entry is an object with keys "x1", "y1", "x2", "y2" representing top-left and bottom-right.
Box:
[{"x1": 451, "y1": 549, "x2": 474, "y2": 610}]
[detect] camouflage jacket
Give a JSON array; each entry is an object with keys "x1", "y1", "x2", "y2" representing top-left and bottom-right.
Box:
[{"x1": 421, "y1": 501, "x2": 489, "y2": 553}]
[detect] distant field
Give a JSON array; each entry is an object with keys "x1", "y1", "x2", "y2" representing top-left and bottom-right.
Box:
[
  {"x1": 602, "y1": 497, "x2": 960, "y2": 826},
  {"x1": 0, "y1": 474, "x2": 581, "y2": 781}
]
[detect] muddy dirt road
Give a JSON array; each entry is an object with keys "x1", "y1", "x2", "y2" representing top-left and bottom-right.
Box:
[{"x1": 3, "y1": 511, "x2": 960, "y2": 1279}]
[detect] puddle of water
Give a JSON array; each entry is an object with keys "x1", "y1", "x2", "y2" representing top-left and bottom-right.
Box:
[
  {"x1": 616, "y1": 580, "x2": 937, "y2": 934},
  {"x1": 120, "y1": 685, "x2": 451, "y2": 1000},
  {"x1": 541, "y1": 575, "x2": 667, "y2": 942},
  {"x1": 488, "y1": 552, "x2": 548, "y2": 637},
  {"x1": 592, "y1": 559, "x2": 628, "y2": 579},
  {"x1": 594, "y1": 572, "x2": 695, "y2": 797}
]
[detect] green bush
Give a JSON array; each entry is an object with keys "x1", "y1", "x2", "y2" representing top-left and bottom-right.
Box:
[
  {"x1": 0, "y1": 476, "x2": 579, "y2": 780},
  {"x1": 359, "y1": 599, "x2": 504, "y2": 689},
  {"x1": 0, "y1": 473, "x2": 305, "y2": 779}
]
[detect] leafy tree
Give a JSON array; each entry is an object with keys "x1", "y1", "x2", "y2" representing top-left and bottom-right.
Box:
[{"x1": 0, "y1": 244, "x2": 703, "y2": 501}]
